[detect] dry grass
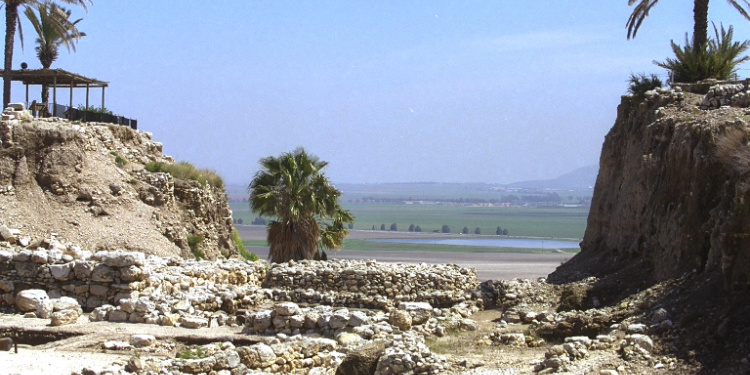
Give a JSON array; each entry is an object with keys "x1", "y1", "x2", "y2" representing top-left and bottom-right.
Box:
[
  {"x1": 145, "y1": 161, "x2": 224, "y2": 189},
  {"x1": 715, "y1": 126, "x2": 750, "y2": 175}
]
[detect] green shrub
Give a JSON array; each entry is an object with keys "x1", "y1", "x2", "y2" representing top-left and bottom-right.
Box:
[
  {"x1": 654, "y1": 23, "x2": 750, "y2": 83},
  {"x1": 233, "y1": 230, "x2": 259, "y2": 262},
  {"x1": 109, "y1": 151, "x2": 128, "y2": 167},
  {"x1": 627, "y1": 73, "x2": 663, "y2": 103},
  {"x1": 178, "y1": 347, "x2": 206, "y2": 360},
  {"x1": 145, "y1": 161, "x2": 224, "y2": 189},
  {"x1": 77, "y1": 104, "x2": 113, "y2": 115},
  {"x1": 187, "y1": 234, "x2": 204, "y2": 260}
]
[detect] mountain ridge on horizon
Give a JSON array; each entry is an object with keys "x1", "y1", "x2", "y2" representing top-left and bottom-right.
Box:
[{"x1": 226, "y1": 164, "x2": 599, "y2": 192}]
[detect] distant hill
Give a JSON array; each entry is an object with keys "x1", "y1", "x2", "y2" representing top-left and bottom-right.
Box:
[{"x1": 506, "y1": 165, "x2": 598, "y2": 190}]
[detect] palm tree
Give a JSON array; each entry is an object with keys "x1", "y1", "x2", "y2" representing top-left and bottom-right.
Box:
[
  {"x1": 654, "y1": 23, "x2": 750, "y2": 82},
  {"x1": 24, "y1": 2, "x2": 84, "y2": 111},
  {"x1": 3, "y1": 0, "x2": 91, "y2": 107},
  {"x1": 626, "y1": 0, "x2": 750, "y2": 49},
  {"x1": 248, "y1": 148, "x2": 354, "y2": 263}
]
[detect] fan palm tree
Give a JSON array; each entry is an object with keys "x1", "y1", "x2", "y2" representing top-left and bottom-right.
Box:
[
  {"x1": 3, "y1": 0, "x2": 91, "y2": 107},
  {"x1": 627, "y1": 0, "x2": 750, "y2": 49},
  {"x1": 248, "y1": 148, "x2": 354, "y2": 263},
  {"x1": 24, "y1": 2, "x2": 85, "y2": 111}
]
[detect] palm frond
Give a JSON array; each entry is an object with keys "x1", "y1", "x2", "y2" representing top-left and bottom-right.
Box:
[
  {"x1": 627, "y1": 0, "x2": 660, "y2": 40},
  {"x1": 727, "y1": 0, "x2": 750, "y2": 20}
]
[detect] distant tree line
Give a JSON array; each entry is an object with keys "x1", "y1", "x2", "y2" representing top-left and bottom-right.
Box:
[{"x1": 349, "y1": 192, "x2": 585, "y2": 207}]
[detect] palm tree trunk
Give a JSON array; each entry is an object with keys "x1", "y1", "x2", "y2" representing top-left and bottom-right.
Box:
[
  {"x1": 4, "y1": 4, "x2": 19, "y2": 108},
  {"x1": 693, "y1": 0, "x2": 710, "y2": 50}
]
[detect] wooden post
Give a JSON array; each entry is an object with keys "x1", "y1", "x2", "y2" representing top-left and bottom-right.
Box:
[
  {"x1": 53, "y1": 75, "x2": 57, "y2": 117},
  {"x1": 25, "y1": 84, "x2": 28, "y2": 108},
  {"x1": 86, "y1": 84, "x2": 90, "y2": 110},
  {"x1": 69, "y1": 81, "x2": 74, "y2": 120}
]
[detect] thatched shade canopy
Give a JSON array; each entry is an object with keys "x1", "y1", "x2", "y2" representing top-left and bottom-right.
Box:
[{"x1": 0, "y1": 68, "x2": 108, "y2": 115}]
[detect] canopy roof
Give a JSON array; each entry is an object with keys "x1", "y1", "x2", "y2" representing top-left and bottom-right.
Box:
[{"x1": 2, "y1": 68, "x2": 108, "y2": 87}]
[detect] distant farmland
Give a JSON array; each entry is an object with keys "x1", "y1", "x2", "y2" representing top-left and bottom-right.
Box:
[{"x1": 230, "y1": 202, "x2": 588, "y2": 240}]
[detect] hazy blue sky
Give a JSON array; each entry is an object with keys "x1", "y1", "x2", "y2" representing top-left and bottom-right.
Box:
[{"x1": 9, "y1": 1, "x2": 750, "y2": 184}]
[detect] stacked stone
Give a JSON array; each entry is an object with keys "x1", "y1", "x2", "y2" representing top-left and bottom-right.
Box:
[
  {"x1": 374, "y1": 332, "x2": 447, "y2": 375},
  {"x1": 245, "y1": 301, "x2": 478, "y2": 340},
  {"x1": 0, "y1": 245, "x2": 267, "y2": 322},
  {"x1": 264, "y1": 259, "x2": 479, "y2": 308},
  {"x1": 701, "y1": 83, "x2": 749, "y2": 109},
  {"x1": 163, "y1": 340, "x2": 344, "y2": 375},
  {"x1": 641, "y1": 87, "x2": 685, "y2": 109},
  {"x1": 1, "y1": 103, "x2": 33, "y2": 122},
  {"x1": 14, "y1": 289, "x2": 83, "y2": 325}
]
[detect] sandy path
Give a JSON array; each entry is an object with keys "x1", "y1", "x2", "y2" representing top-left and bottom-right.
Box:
[{"x1": 238, "y1": 226, "x2": 574, "y2": 281}]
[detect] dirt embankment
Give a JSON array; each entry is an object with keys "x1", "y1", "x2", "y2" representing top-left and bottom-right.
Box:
[
  {"x1": 550, "y1": 89, "x2": 750, "y2": 373},
  {"x1": 0, "y1": 119, "x2": 238, "y2": 260}
]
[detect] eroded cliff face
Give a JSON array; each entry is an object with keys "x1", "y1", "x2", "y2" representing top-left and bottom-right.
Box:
[
  {"x1": 0, "y1": 117, "x2": 238, "y2": 260},
  {"x1": 550, "y1": 90, "x2": 750, "y2": 293}
]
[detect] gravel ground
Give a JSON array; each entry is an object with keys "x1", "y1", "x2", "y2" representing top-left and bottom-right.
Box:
[{"x1": 238, "y1": 226, "x2": 574, "y2": 281}]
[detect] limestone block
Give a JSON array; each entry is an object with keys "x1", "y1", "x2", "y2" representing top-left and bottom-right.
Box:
[
  {"x1": 329, "y1": 309, "x2": 350, "y2": 329},
  {"x1": 119, "y1": 298, "x2": 135, "y2": 313},
  {"x1": 626, "y1": 334, "x2": 654, "y2": 352},
  {"x1": 119, "y1": 265, "x2": 144, "y2": 282},
  {"x1": 173, "y1": 299, "x2": 191, "y2": 312},
  {"x1": 238, "y1": 343, "x2": 276, "y2": 368},
  {"x1": 108, "y1": 310, "x2": 129, "y2": 322},
  {"x1": 49, "y1": 263, "x2": 73, "y2": 280},
  {"x1": 51, "y1": 309, "x2": 79, "y2": 326},
  {"x1": 103, "y1": 341, "x2": 131, "y2": 350},
  {"x1": 89, "y1": 284, "x2": 109, "y2": 298},
  {"x1": 13, "y1": 250, "x2": 31, "y2": 262},
  {"x1": 336, "y1": 332, "x2": 364, "y2": 348},
  {"x1": 251, "y1": 310, "x2": 272, "y2": 332},
  {"x1": 288, "y1": 314, "x2": 305, "y2": 328},
  {"x1": 7, "y1": 103, "x2": 25, "y2": 111},
  {"x1": 0, "y1": 225, "x2": 12, "y2": 241},
  {"x1": 129, "y1": 311, "x2": 147, "y2": 323},
  {"x1": 273, "y1": 301, "x2": 301, "y2": 316},
  {"x1": 130, "y1": 334, "x2": 156, "y2": 348},
  {"x1": 51, "y1": 296, "x2": 81, "y2": 313},
  {"x1": 215, "y1": 350, "x2": 241, "y2": 370},
  {"x1": 30, "y1": 250, "x2": 48, "y2": 264},
  {"x1": 15, "y1": 289, "x2": 53, "y2": 318},
  {"x1": 160, "y1": 314, "x2": 179, "y2": 326},
  {"x1": 389, "y1": 310, "x2": 412, "y2": 331},
  {"x1": 0, "y1": 337, "x2": 12, "y2": 351},
  {"x1": 398, "y1": 302, "x2": 433, "y2": 325},
  {"x1": 348, "y1": 311, "x2": 370, "y2": 327},
  {"x1": 180, "y1": 357, "x2": 216, "y2": 374},
  {"x1": 180, "y1": 315, "x2": 208, "y2": 329},
  {"x1": 134, "y1": 297, "x2": 155, "y2": 313},
  {"x1": 91, "y1": 264, "x2": 116, "y2": 283},
  {"x1": 0, "y1": 250, "x2": 12, "y2": 262},
  {"x1": 0, "y1": 280, "x2": 14, "y2": 293},
  {"x1": 73, "y1": 261, "x2": 94, "y2": 279},
  {"x1": 99, "y1": 250, "x2": 145, "y2": 267},
  {"x1": 86, "y1": 295, "x2": 105, "y2": 310}
]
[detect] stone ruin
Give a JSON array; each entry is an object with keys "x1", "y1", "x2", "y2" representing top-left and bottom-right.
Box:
[{"x1": 0, "y1": 232, "x2": 490, "y2": 375}]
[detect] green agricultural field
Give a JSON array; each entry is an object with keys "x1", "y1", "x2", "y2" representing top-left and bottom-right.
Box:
[
  {"x1": 231, "y1": 202, "x2": 588, "y2": 240},
  {"x1": 343, "y1": 204, "x2": 587, "y2": 239}
]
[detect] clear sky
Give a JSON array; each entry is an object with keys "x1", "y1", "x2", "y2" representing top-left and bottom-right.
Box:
[{"x1": 8, "y1": 1, "x2": 750, "y2": 184}]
